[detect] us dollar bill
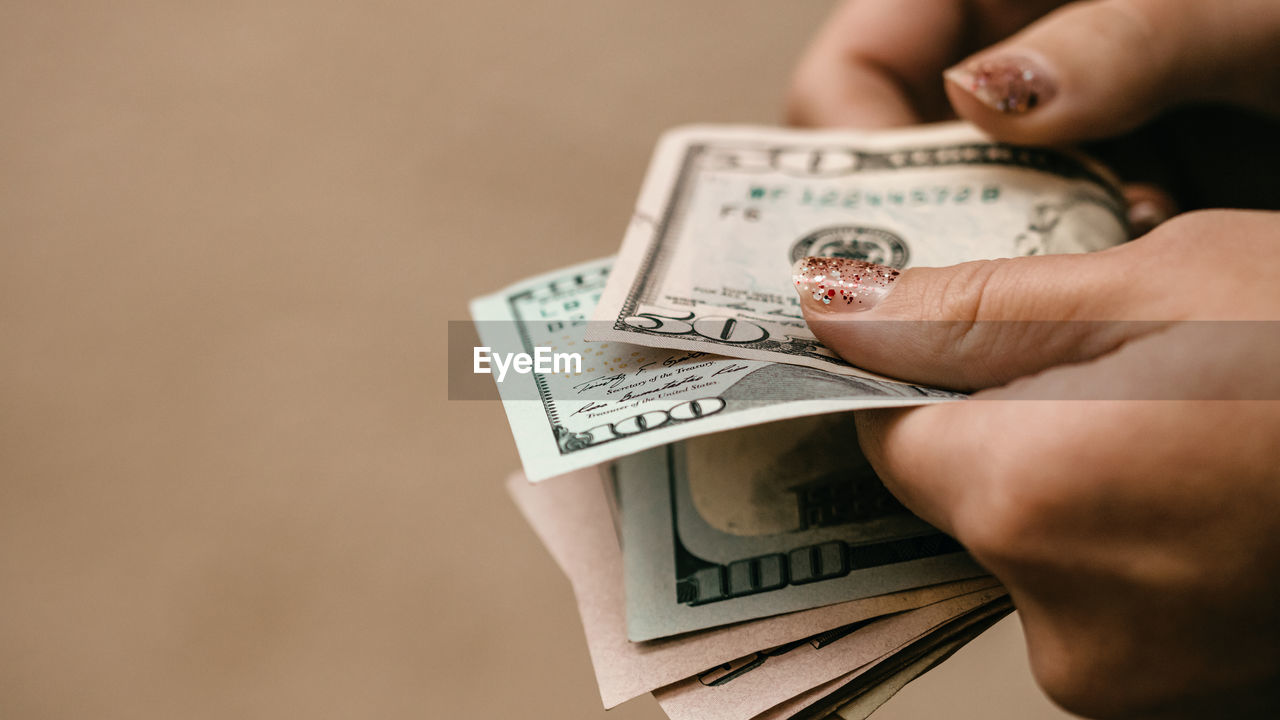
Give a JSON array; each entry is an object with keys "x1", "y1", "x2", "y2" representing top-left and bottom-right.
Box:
[
  {"x1": 470, "y1": 258, "x2": 959, "y2": 481},
  {"x1": 613, "y1": 414, "x2": 987, "y2": 641},
  {"x1": 823, "y1": 633, "x2": 982, "y2": 720},
  {"x1": 650, "y1": 587, "x2": 1009, "y2": 720},
  {"x1": 587, "y1": 123, "x2": 1128, "y2": 375},
  {"x1": 810, "y1": 601, "x2": 1012, "y2": 720},
  {"x1": 503, "y1": 465, "x2": 998, "y2": 708}
]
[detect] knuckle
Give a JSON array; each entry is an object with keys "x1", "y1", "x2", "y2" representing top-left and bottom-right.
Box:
[
  {"x1": 1028, "y1": 644, "x2": 1086, "y2": 713},
  {"x1": 1029, "y1": 642, "x2": 1152, "y2": 720},
  {"x1": 1029, "y1": 644, "x2": 1117, "y2": 718},
  {"x1": 1020, "y1": 606, "x2": 1146, "y2": 719},
  {"x1": 1034, "y1": 0, "x2": 1167, "y2": 101},
  {"x1": 1139, "y1": 209, "x2": 1231, "y2": 253},
  {"x1": 903, "y1": 260, "x2": 996, "y2": 325},
  {"x1": 1154, "y1": 208, "x2": 1220, "y2": 236},
  {"x1": 941, "y1": 259, "x2": 1018, "y2": 323},
  {"x1": 951, "y1": 441, "x2": 1066, "y2": 563},
  {"x1": 1063, "y1": 0, "x2": 1157, "y2": 51},
  {"x1": 887, "y1": 260, "x2": 1027, "y2": 388},
  {"x1": 910, "y1": 259, "x2": 1017, "y2": 355}
]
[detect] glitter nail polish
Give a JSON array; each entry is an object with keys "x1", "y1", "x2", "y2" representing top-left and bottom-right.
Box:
[
  {"x1": 944, "y1": 55, "x2": 1056, "y2": 115},
  {"x1": 792, "y1": 256, "x2": 900, "y2": 313}
]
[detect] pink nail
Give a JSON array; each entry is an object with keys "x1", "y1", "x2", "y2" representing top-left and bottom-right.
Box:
[
  {"x1": 792, "y1": 257, "x2": 900, "y2": 313},
  {"x1": 945, "y1": 54, "x2": 1057, "y2": 115}
]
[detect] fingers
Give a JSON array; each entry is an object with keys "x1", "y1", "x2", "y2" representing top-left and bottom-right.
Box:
[
  {"x1": 792, "y1": 211, "x2": 1275, "y2": 389},
  {"x1": 859, "y1": 324, "x2": 1280, "y2": 539},
  {"x1": 853, "y1": 344, "x2": 1196, "y2": 545},
  {"x1": 858, "y1": 319, "x2": 1280, "y2": 717},
  {"x1": 943, "y1": 0, "x2": 1280, "y2": 143},
  {"x1": 787, "y1": 0, "x2": 966, "y2": 127},
  {"x1": 791, "y1": 247, "x2": 1159, "y2": 390},
  {"x1": 854, "y1": 404, "x2": 978, "y2": 536},
  {"x1": 1121, "y1": 182, "x2": 1177, "y2": 236},
  {"x1": 854, "y1": 397, "x2": 1076, "y2": 539}
]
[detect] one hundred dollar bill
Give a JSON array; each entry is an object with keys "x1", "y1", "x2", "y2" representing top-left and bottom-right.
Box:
[
  {"x1": 651, "y1": 588, "x2": 1009, "y2": 720},
  {"x1": 822, "y1": 634, "x2": 980, "y2": 720},
  {"x1": 587, "y1": 123, "x2": 1128, "y2": 375},
  {"x1": 470, "y1": 258, "x2": 959, "y2": 481},
  {"x1": 808, "y1": 602, "x2": 1012, "y2": 720},
  {"x1": 613, "y1": 414, "x2": 987, "y2": 641},
  {"x1": 503, "y1": 466, "x2": 997, "y2": 708}
]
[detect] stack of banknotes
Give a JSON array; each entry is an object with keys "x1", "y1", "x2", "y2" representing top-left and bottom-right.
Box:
[{"x1": 471, "y1": 123, "x2": 1128, "y2": 719}]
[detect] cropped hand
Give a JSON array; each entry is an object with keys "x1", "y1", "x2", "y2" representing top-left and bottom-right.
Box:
[{"x1": 792, "y1": 210, "x2": 1280, "y2": 718}]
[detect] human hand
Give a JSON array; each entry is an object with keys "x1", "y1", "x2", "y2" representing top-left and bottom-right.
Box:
[
  {"x1": 788, "y1": 0, "x2": 1280, "y2": 225},
  {"x1": 788, "y1": 0, "x2": 1065, "y2": 128},
  {"x1": 790, "y1": 3, "x2": 1280, "y2": 716},
  {"x1": 789, "y1": 0, "x2": 1280, "y2": 139},
  {"x1": 790, "y1": 210, "x2": 1280, "y2": 718}
]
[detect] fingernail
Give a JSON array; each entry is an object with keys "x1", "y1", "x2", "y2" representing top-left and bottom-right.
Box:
[
  {"x1": 792, "y1": 257, "x2": 900, "y2": 313},
  {"x1": 944, "y1": 54, "x2": 1056, "y2": 115},
  {"x1": 1127, "y1": 200, "x2": 1171, "y2": 237}
]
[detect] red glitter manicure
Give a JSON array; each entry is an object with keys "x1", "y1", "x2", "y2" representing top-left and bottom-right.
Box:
[
  {"x1": 791, "y1": 256, "x2": 900, "y2": 313},
  {"x1": 944, "y1": 55, "x2": 1056, "y2": 115}
]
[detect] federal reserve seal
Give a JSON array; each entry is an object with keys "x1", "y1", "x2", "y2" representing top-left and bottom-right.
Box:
[{"x1": 790, "y1": 225, "x2": 909, "y2": 269}]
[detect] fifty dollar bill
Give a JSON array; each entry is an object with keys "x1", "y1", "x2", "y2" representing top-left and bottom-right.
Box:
[{"x1": 587, "y1": 123, "x2": 1127, "y2": 375}]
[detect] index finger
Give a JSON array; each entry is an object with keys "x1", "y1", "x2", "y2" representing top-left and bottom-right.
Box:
[
  {"x1": 855, "y1": 364, "x2": 1109, "y2": 540},
  {"x1": 787, "y1": 0, "x2": 967, "y2": 127}
]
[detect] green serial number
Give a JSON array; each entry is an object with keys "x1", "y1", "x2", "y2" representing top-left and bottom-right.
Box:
[{"x1": 748, "y1": 184, "x2": 1002, "y2": 207}]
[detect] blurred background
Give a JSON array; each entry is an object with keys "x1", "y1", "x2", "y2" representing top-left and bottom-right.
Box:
[{"x1": 1, "y1": 2, "x2": 1075, "y2": 718}]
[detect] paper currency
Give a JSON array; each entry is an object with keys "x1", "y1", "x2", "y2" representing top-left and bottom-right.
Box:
[
  {"x1": 755, "y1": 630, "x2": 972, "y2": 720},
  {"x1": 472, "y1": 258, "x2": 958, "y2": 482},
  {"x1": 616, "y1": 416, "x2": 986, "y2": 641},
  {"x1": 478, "y1": 123, "x2": 1125, "y2": 720},
  {"x1": 650, "y1": 586, "x2": 1008, "y2": 720},
  {"x1": 820, "y1": 635, "x2": 972, "y2": 720},
  {"x1": 806, "y1": 603, "x2": 1011, "y2": 720},
  {"x1": 723, "y1": 601, "x2": 1010, "y2": 720},
  {"x1": 588, "y1": 123, "x2": 1127, "y2": 375},
  {"x1": 505, "y1": 467, "x2": 997, "y2": 708},
  {"x1": 823, "y1": 633, "x2": 976, "y2": 720}
]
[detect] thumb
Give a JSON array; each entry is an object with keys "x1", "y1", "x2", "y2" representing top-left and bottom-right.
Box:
[
  {"x1": 941, "y1": 0, "x2": 1280, "y2": 144},
  {"x1": 791, "y1": 249, "x2": 1157, "y2": 390}
]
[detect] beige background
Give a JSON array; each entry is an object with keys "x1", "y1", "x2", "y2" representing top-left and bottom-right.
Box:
[{"x1": 1, "y1": 2, "x2": 1075, "y2": 718}]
